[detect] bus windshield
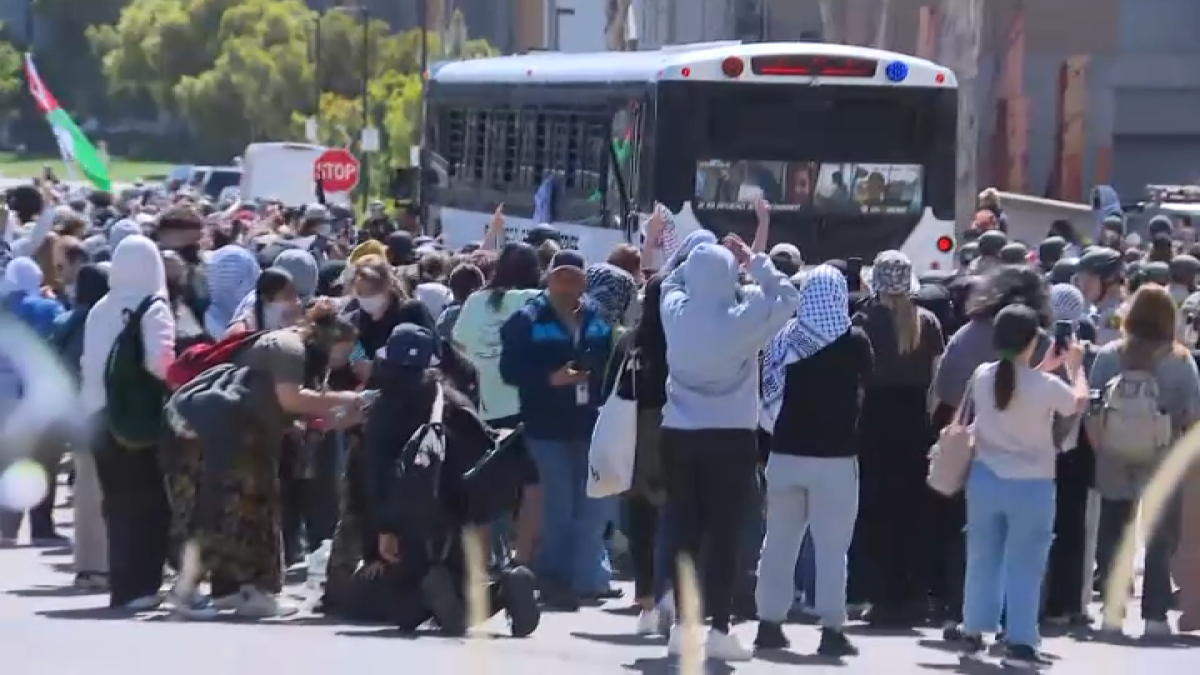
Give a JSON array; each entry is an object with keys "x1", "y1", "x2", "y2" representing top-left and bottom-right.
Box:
[
  {"x1": 656, "y1": 82, "x2": 954, "y2": 219},
  {"x1": 694, "y1": 159, "x2": 924, "y2": 215}
]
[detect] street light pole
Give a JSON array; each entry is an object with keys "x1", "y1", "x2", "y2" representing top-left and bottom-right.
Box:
[
  {"x1": 361, "y1": 7, "x2": 370, "y2": 210},
  {"x1": 314, "y1": 16, "x2": 322, "y2": 133}
]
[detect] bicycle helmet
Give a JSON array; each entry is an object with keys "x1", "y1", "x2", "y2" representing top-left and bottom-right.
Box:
[
  {"x1": 1077, "y1": 246, "x2": 1123, "y2": 280},
  {"x1": 998, "y1": 242, "x2": 1029, "y2": 265}
]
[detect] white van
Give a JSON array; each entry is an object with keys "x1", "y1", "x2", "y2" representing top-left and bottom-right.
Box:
[{"x1": 240, "y1": 142, "x2": 352, "y2": 207}]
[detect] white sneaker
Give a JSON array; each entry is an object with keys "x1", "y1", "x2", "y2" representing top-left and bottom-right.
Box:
[
  {"x1": 636, "y1": 608, "x2": 661, "y2": 635},
  {"x1": 211, "y1": 593, "x2": 242, "y2": 611},
  {"x1": 706, "y1": 628, "x2": 754, "y2": 662},
  {"x1": 657, "y1": 591, "x2": 676, "y2": 626},
  {"x1": 666, "y1": 624, "x2": 704, "y2": 657},
  {"x1": 123, "y1": 594, "x2": 163, "y2": 612},
  {"x1": 1144, "y1": 620, "x2": 1172, "y2": 638},
  {"x1": 167, "y1": 589, "x2": 220, "y2": 621},
  {"x1": 230, "y1": 586, "x2": 299, "y2": 619}
]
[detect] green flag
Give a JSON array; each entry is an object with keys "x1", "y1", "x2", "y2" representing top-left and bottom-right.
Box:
[{"x1": 24, "y1": 53, "x2": 112, "y2": 191}]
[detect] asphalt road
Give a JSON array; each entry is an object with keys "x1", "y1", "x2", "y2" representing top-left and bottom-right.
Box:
[{"x1": 1, "y1": 505, "x2": 1197, "y2": 674}]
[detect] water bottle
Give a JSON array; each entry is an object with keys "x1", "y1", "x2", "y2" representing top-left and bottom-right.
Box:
[{"x1": 306, "y1": 539, "x2": 332, "y2": 597}]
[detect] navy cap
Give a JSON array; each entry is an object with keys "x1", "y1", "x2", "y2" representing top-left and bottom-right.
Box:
[
  {"x1": 381, "y1": 324, "x2": 439, "y2": 369},
  {"x1": 525, "y1": 223, "x2": 562, "y2": 246},
  {"x1": 547, "y1": 249, "x2": 586, "y2": 273}
]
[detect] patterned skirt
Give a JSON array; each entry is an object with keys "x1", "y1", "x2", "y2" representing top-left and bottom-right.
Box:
[{"x1": 164, "y1": 419, "x2": 285, "y2": 594}]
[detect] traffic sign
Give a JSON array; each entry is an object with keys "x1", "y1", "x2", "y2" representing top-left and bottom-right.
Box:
[{"x1": 313, "y1": 148, "x2": 360, "y2": 192}]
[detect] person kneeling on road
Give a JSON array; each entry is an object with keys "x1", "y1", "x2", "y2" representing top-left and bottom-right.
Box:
[{"x1": 360, "y1": 323, "x2": 540, "y2": 636}]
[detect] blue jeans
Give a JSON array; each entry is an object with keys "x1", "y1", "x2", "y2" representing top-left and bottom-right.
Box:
[
  {"x1": 526, "y1": 437, "x2": 615, "y2": 594},
  {"x1": 962, "y1": 462, "x2": 1055, "y2": 647}
]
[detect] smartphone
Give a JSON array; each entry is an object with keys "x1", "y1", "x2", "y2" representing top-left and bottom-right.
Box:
[{"x1": 1053, "y1": 320, "x2": 1074, "y2": 354}]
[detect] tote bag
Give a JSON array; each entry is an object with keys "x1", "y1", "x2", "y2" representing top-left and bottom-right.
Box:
[
  {"x1": 927, "y1": 376, "x2": 976, "y2": 496},
  {"x1": 587, "y1": 352, "x2": 637, "y2": 498}
]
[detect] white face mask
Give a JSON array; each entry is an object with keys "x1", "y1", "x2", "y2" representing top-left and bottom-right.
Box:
[
  {"x1": 262, "y1": 301, "x2": 296, "y2": 330},
  {"x1": 356, "y1": 294, "x2": 387, "y2": 314}
]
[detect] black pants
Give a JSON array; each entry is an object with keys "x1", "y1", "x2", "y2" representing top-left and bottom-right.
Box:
[
  {"x1": 857, "y1": 386, "x2": 933, "y2": 612},
  {"x1": 0, "y1": 441, "x2": 63, "y2": 540},
  {"x1": 1042, "y1": 444, "x2": 1093, "y2": 617},
  {"x1": 626, "y1": 494, "x2": 660, "y2": 600},
  {"x1": 661, "y1": 427, "x2": 758, "y2": 632},
  {"x1": 926, "y1": 402, "x2": 965, "y2": 620},
  {"x1": 94, "y1": 442, "x2": 171, "y2": 607},
  {"x1": 1095, "y1": 496, "x2": 1180, "y2": 621},
  {"x1": 281, "y1": 433, "x2": 341, "y2": 563}
]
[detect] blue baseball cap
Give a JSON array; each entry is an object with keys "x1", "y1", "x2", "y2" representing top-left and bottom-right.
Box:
[{"x1": 380, "y1": 324, "x2": 439, "y2": 369}]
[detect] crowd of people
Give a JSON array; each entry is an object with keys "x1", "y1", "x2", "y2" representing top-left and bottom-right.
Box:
[{"x1": 0, "y1": 178, "x2": 1197, "y2": 670}]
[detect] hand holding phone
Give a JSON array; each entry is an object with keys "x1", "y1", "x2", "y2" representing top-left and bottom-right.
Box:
[{"x1": 1053, "y1": 320, "x2": 1074, "y2": 354}]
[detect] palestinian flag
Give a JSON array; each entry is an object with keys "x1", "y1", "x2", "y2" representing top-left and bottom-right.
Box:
[{"x1": 23, "y1": 53, "x2": 112, "y2": 191}]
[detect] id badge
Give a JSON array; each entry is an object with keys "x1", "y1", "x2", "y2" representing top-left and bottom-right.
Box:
[{"x1": 575, "y1": 382, "x2": 590, "y2": 405}]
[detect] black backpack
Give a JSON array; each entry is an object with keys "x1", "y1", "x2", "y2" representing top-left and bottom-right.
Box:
[
  {"x1": 383, "y1": 384, "x2": 447, "y2": 540},
  {"x1": 104, "y1": 296, "x2": 168, "y2": 449}
]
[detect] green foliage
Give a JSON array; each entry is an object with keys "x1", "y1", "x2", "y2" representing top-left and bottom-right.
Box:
[
  {"x1": 88, "y1": 0, "x2": 499, "y2": 170},
  {"x1": 0, "y1": 24, "x2": 22, "y2": 111}
]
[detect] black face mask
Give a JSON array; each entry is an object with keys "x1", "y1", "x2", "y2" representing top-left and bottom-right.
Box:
[{"x1": 176, "y1": 243, "x2": 202, "y2": 265}]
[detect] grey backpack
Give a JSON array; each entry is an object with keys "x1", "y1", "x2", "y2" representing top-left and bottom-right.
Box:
[{"x1": 1084, "y1": 360, "x2": 1172, "y2": 465}]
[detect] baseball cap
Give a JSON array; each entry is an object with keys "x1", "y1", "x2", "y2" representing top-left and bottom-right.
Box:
[
  {"x1": 547, "y1": 249, "x2": 586, "y2": 274},
  {"x1": 525, "y1": 223, "x2": 562, "y2": 246},
  {"x1": 303, "y1": 203, "x2": 331, "y2": 221},
  {"x1": 769, "y1": 243, "x2": 803, "y2": 275},
  {"x1": 380, "y1": 324, "x2": 439, "y2": 369}
]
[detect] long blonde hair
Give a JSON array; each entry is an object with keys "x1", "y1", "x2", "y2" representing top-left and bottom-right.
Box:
[{"x1": 879, "y1": 293, "x2": 922, "y2": 354}]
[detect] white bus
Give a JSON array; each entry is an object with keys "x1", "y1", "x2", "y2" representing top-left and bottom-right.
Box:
[{"x1": 425, "y1": 41, "x2": 958, "y2": 269}]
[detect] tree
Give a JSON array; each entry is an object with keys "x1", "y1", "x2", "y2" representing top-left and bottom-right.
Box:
[
  {"x1": 92, "y1": 0, "x2": 498, "y2": 171},
  {"x1": 0, "y1": 27, "x2": 21, "y2": 111}
]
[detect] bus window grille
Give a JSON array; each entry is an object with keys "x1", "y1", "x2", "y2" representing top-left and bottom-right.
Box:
[
  {"x1": 443, "y1": 109, "x2": 465, "y2": 179},
  {"x1": 501, "y1": 110, "x2": 518, "y2": 184},
  {"x1": 469, "y1": 111, "x2": 488, "y2": 183}
]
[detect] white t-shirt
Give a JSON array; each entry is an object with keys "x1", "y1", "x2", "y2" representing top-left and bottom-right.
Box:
[{"x1": 971, "y1": 361, "x2": 1078, "y2": 480}]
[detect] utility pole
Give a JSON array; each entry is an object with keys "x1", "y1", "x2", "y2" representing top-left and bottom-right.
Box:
[
  {"x1": 417, "y1": 0, "x2": 429, "y2": 224},
  {"x1": 361, "y1": 6, "x2": 370, "y2": 209}
]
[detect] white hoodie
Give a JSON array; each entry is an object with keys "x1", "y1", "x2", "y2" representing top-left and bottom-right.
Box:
[{"x1": 80, "y1": 235, "x2": 176, "y2": 417}]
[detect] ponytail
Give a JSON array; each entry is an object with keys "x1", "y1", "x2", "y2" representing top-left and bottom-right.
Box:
[{"x1": 994, "y1": 357, "x2": 1016, "y2": 411}]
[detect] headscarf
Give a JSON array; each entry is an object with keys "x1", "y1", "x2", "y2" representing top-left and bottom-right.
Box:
[
  {"x1": 205, "y1": 245, "x2": 261, "y2": 336},
  {"x1": 3, "y1": 257, "x2": 43, "y2": 295},
  {"x1": 1050, "y1": 283, "x2": 1088, "y2": 324},
  {"x1": 108, "y1": 219, "x2": 141, "y2": 250},
  {"x1": 871, "y1": 250, "x2": 918, "y2": 296},
  {"x1": 586, "y1": 262, "x2": 636, "y2": 325},
  {"x1": 73, "y1": 264, "x2": 110, "y2": 310},
  {"x1": 349, "y1": 239, "x2": 388, "y2": 265},
  {"x1": 761, "y1": 264, "x2": 850, "y2": 427},
  {"x1": 273, "y1": 248, "x2": 319, "y2": 298}
]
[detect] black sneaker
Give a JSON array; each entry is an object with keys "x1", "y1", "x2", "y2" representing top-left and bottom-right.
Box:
[
  {"x1": 942, "y1": 623, "x2": 967, "y2": 642},
  {"x1": 420, "y1": 566, "x2": 467, "y2": 636},
  {"x1": 754, "y1": 621, "x2": 790, "y2": 650},
  {"x1": 1002, "y1": 643, "x2": 1050, "y2": 669},
  {"x1": 958, "y1": 632, "x2": 986, "y2": 660},
  {"x1": 501, "y1": 565, "x2": 541, "y2": 638},
  {"x1": 816, "y1": 627, "x2": 859, "y2": 657}
]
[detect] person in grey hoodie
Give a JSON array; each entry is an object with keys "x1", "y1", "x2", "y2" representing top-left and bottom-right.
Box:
[{"x1": 658, "y1": 232, "x2": 799, "y2": 661}]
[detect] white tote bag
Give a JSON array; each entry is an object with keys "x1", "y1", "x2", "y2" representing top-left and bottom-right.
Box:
[{"x1": 587, "y1": 353, "x2": 637, "y2": 498}]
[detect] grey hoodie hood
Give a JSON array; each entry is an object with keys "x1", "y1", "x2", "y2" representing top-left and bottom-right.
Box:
[{"x1": 659, "y1": 240, "x2": 801, "y2": 431}]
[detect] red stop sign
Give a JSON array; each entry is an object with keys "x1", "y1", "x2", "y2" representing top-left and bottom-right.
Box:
[{"x1": 313, "y1": 148, "x2": 360, "y2": 192}]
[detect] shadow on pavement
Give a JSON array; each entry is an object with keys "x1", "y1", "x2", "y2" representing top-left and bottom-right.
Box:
[
  {"x1": 37, "y1": 547, "x2": 74, "y2": 557},
  {"x1": 571, "y1": 631, "x2": 663, "y2": 647},
  {"x1": 36, "y1": 606, "x2": 130, "y2": 621},
  {"x1": 916, "y1": 660, "x2": 1007, "y2": 674},
  {"x1": 623, "y1": 657, "x2": 735, "y2": 674},
  {"x1": 8, "y1": 584, "x2": 106, "y2": 598},
  {"x1": 844, "y1": 624, "x2": 924, "y2": 637},
  {"x1": 754, "y1": 649, "x2": 846, "y2": 667}
]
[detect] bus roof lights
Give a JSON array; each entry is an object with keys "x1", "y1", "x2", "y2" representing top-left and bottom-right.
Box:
[
  {"x1": 721, "y1": 56, "x2": 745, "y2": 78},
  {"x1": 681, "y1": 67, "x2": 691, "y2": 77},
  {"x1": 885, "y1": 61, "x2": 909, "y2": 82},
  {"x1": 935, "y1": 71, "x2": 946, "y2": 84},
  {"x1": 936, "y1": 236, "x2": 955, "y2": 253}
]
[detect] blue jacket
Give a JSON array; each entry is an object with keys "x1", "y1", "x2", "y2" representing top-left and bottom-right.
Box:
[
  {"x1": 4, "y1": 291, "x2": 65, "y2": 339},
  {"x1": 499, "y1": 292, "x2": 614, "y2": 441}
]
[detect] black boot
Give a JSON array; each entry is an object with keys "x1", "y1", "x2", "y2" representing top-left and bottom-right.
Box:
[{"x1": 501, "y1": 565, "x2": 541, "y2": 638}]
